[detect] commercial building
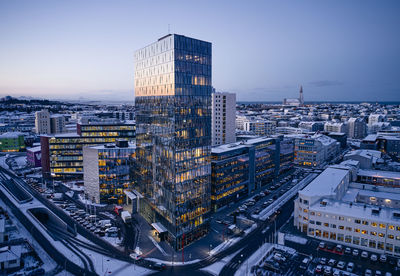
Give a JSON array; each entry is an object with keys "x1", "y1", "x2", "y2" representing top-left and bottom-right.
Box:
[
  {"x1": 294, "y1": 134, "x2": 340, "y2": 167},
  {"x1": 295, "y1": 161, "x2": 400, "y2": 256},
  {"x1": 83, "y1": 140, "x2": 136, "y2": 204},
  {"x1": 35, "y1": 109, "x2": 51, "y2": 134},
  {"x1": 212, "y1": 92, "x2": 236, "y2": 146},
  {"x1": 41, "y1": 121, "x2": 135, "y2": 179},
  {"x1": 135, "y1": 34, "x2": 212, "y2": 249},
  {"x1": 344, "y1": 149, "x2": 381, "y2": 170},
  {"x1": 244, "y1": 120, "x2": 276, "y2": 136},
  {"x1": 0, "y1": 132, "x2": 25, "y2": 152},
  {"x1": 347, "y1": 117, "x2": 367, "y2": 139},
  {"x1": 211, "y1": 137, "x2": 290, "y2": 211}
]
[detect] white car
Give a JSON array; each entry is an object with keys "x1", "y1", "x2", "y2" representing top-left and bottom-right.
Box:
[
  {"x1": 365, "y1": 269, "x2": 372, "y2": 276},
  {"x1": 352, "y1": 249, "x2": 359, "y2": 257},
  {"x1": 361, "y1": 251, "x2": 368, "y2": 258},
  {"x1": 129, "y1": 253, "x2": 141, "y2": 260},
  {"x1": 337, "y1": 261, "x2": 346, "y2": 269},
  {"x1": 379, "y1": 254, "x2": 387, "y2": 262},
  {"x1": 370, "y1": 254, "x2": 378, "y2": 261}
]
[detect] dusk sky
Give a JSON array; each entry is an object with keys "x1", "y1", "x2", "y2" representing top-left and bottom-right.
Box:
[{"x1": 1, "y1": 0, "x2": 399, "y2": 102}]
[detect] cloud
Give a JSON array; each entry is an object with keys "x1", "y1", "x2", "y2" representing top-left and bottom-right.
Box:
[{"x1": 308, "y1": 80, "x2": 343, "y2": 87}]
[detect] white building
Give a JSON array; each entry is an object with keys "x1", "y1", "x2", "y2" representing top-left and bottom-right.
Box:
[
  {"x1": 324, "y1": 121, "x2": 346, "y2": 133},
  {"x1": 212, "y1": 92, "x2": 236, "y2": 146},
  {"x1": 35, "y1": 109, "x2": 50, "y2": 134},
  {"x1": 244, "y1": 120, "x2": 276, "y2": 136},
  {"x1": 295, "y1": 161, "x2": 400, "y2": 256},
  {"x1": 294, "y1": 134, "x2": 340, "y2": 168},
  {"x1": 369, "y1": 114, "x2": 386, "y2": 127},
  {"x1": 347, "y1": 117, "x2": 367, "y2": 139}
]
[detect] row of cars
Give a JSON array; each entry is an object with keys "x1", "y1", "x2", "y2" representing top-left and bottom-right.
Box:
[
  {"x1": 317, "y1": 242, "x2": 396, "y2": 276},
  {"x1": 55, "y1": 201, "x2": 119, "y2": 237}
]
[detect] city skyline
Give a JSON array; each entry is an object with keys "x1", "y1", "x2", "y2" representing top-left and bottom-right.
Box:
[{"x1": 1, "y1": 0, "x2": 400, "y2": 102}]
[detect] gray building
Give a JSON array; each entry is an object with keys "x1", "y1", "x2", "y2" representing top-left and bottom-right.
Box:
[
  {"x1": 212, "y1": 92, "x2": 236, "y2": 146},
  {"x1": 348, "y1": 117, "x2": 366, "y2": 139}
]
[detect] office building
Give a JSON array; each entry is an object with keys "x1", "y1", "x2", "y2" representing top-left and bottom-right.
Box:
[
  {"x1": 35, "y1": 109, "x2": 51, "y2": 134},
  {"x1": 298, "y1": 121, "x2": 325, "y2": 132},
  {"x1": 294, "y1": 134, "x2": 340, "y2": 167},
  {"x1": 135, "y1": 34, "x2": 212, "y2": 249},
  {"x1": 41, "y1": 121, "x2": 135, "y2": 179},
  {"x1": 211, "y1": 137, "x2": 285, "y2": 211},
  {"x1": 83, "y1": 140, "x2": 136, "y2": 204},
  {"x1": 212, "y1": 92, "x2": 236, "y2": 146},
  {"x1": 361, "y1": 134, "x2": 400, "y2": 161},
  {"x1": 347, "y1": 117, "x2": 367, "y2": 139},
  {"x1": 295, "y1": 161, "x2": 400, "y2": 256}
]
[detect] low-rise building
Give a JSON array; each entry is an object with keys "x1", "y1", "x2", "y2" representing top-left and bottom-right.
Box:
[
  {"x1": 294, "y1": 134, "x2": 340, "y2": 168},
  {"x1": 295, "y1": 162, "x2": 400, "y2": 256},
  {"x1": 244, "y1": 120, "x2": 276, "y2": 136},
  {"x1": 0, "y1": 132, "x2": 25, "y2": 152},
  {"x1": 26, "y1": 146, "x2": 41, "y2": 167}
]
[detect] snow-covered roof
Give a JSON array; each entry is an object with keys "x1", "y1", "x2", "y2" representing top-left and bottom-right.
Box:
[
  {"x1": 0, "y1": 132, "x2": 24, "y2": 139},
  {"x1": 27, "y1": 146, "x2": 41, "y2": 153},
  {"x1": 300, "y1": 167, "x2": 349, "y2": 197},
  {"x1": 358, "y1": 169, "x2": 400, "y2": 180}
]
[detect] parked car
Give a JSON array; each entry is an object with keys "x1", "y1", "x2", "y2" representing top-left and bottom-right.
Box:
[
  {"x1": 315, "y1": 264, "x2": 323, "y2": 274},
  {"x1": 344, "y1": 247, "x2": 351, "y2": 254},
  {"x1": 319, "y1": 258, "x2": 327, "y2": 265},
  {"x1": 361, "y1": 251, "x2": 368, "y2": 259},
  {"x1": 370, "y1": 254, "x2": 378, "y2": 261},
  {"x1": 335, "y1": 244, "x2": 343, "y2": 253},
  {"x1": 346, "y1": 262, "x2": 354, "y2": 272},
  {"x1": 379, "y1": 254, "x2": 387, "y2": 263},
  {"x1": 328, "y1": 259, "x2": 336, "y2": 266},
  {"x1": 352, "y1": 249, "x2": 359, "y2": 257},
  {"x1": 365, "y1": 269, "x2": 372, "y2": 276},
  {"x1": 337, "y1": 261, "x2": 346, "y2": 269},
  {"x1": 319, "y1": 242, "x2": 326, "y2": 249}
]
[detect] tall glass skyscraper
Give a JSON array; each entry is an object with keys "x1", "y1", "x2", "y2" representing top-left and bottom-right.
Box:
[{"x1": 134, "y1": 34, "x2": 212, "y2": 249}]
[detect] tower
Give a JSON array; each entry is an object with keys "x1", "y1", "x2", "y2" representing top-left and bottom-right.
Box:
[
  {"x1": 299, "y1": 85, "x2": 304, "y2": 106},
  {"x1": 134, "y1": 34, "x2": 212, "y2": 249}
]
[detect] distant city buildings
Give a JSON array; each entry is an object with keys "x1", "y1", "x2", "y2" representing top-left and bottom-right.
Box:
[
  {"x1": 347, "y1": 117, "x2": 367, "y2": 139},
  {"x1": 35, "y1": 109, "x2": 51, "y2": 134},
  {"x1": 244, "y1": 120, "x2": 276, "y2": 136},
  {"x1": 361, "y1": 133, "x2": 400, "y2": 161},
  {"x1": 283, "y1": 86, "x2": 304, "y2": 107},
  {"x1": 324, "y1": 121, "x2": 346, "y2": 133},
  {"x1": 211, "y1": 92, "x2": 236, "y2": 146},
  {"x1": 134, "y1": 34, "x2": 212, "y2": 249}
]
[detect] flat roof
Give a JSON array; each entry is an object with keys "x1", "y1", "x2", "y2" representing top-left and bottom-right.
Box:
[
  {"x1": 27, "y1": 146, "x2": 41, "y2": 152},
  {"x1": 358, "y1": 169, "x2": 400, "y2": 180},
  {"x1": 310, "y1": 199, "x2": 400, "y2": 226},
  {"x1": 124, "y1": 190, "x2": 137, "y2": 200},
  {"x1": 151, "y1": 222, "x2": 168, "y2": 233},
  {"x1": 300, "y1": 167, "x2": 349, "y2": 197}
]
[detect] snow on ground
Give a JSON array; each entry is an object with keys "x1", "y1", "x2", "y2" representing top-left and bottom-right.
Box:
[
  {"x1": 79, "y1": 246, "x2": 154, "y2": 275},
  {"x1": 0, "y1": 198, "x2": 58, "y2": 273},
  {"x1": 78, "y1": 193, "x2": 107, "y2": 207},
  {"x1": 244, "y1": 223, "x2": 257, "y2": 235},
  {"x1": 14, "y1": 156, "x2": 27, "y2": 168},
  {"x1": 210, "y1": 236, "x2": 241, "y2": 255},
  {"x1": 102, "y1": 236, "x2": 123, "y2": 248},
  {"x1": 200, "y1": 249, "x2": 241, "y2": 276},
  {"x1": 284, "y1": 233, "x2": 308, "y2": 245},
  {"x1": 146, "y1": 257, "x2": 201, "y2": 266},
  {"x1": 0, "y1": 154, "x2": 8, "y2": 168}
]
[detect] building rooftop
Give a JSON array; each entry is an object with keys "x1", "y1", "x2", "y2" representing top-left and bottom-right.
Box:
[
  {"x1": 358, "y1": 169, "x2": 400, "y2": 179},
  {"x1": 27, "y1": 146, "x2": 41, "y2": 153},
  {"x1": 0, "y1": 132, "x2": 24, "y2": 139},
  {"x1": 300, "y1": 167, "x2": 349, "y2": 197}
]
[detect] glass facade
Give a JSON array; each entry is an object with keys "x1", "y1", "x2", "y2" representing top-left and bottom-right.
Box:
[
  {"x1": 135, "y1": 34, "x2": 212, "y2": 249},
  {"x1": 97, "y1": 146, "x2": 135, "y2": 204}
]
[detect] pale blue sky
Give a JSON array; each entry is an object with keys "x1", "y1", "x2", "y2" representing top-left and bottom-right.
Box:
[{"x1": 0, "y1": 0, "x2": 399, "y2": 102}]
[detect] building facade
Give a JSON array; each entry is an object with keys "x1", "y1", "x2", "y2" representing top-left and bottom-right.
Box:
[
  {"x1": 134, "y1": 34, "x2": 212, "y2": 249},
  {"x1": 294, "y1": 134, "x2": 340, "y2": 167},
  {"x1": 212, "y1": 92, "x2": 236, "y2": 146},
  {"x1": 0, "y1": 132, "x2": 25, "y2": 152},
  {"x1": 348, "y1": 117, "x2": 367, "y2": 139},
  {"x1": 35, "y1": 110, "x2": 51, "y2": 134},
  {"x1": 83, "y1": 140, "x2": 135, "y2": 204},
  {"x1": 244, "y1": 120, "x2": 276, "y2": 136},
  {"x1": 211, "y1": 137, "x2": 285, "y2": 211},
  {"x1": 41, "y1": 122, "x2": 135, "y2": 179},
  {"x1": 27, "y1": 146, "x2": 41, "y2": 167},
  {"x1": 50, "y1": 115, "x2": 66, "y2": 134},
  {"x1": 295, "y1": 162, "x2": 400, "y2": 257}
]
